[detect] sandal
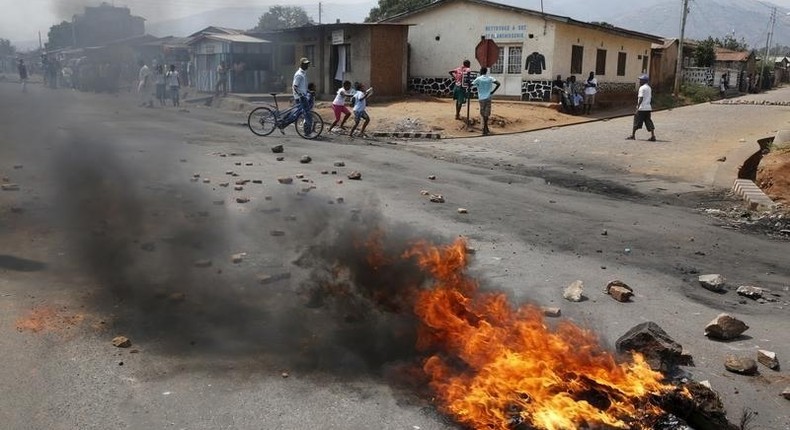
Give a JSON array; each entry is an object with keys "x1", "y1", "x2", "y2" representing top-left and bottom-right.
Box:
[
  {"x1": 625, "y1": 136, "x2": 635, "y2": 140},
  {"x1": 648, "y1": 136, "x2": 656, "y2": 141}
]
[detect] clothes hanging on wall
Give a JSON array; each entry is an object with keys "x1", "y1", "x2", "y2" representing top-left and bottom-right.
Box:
[{"x1": 525, "y1": 51, "x2": 545, "y2": 74}]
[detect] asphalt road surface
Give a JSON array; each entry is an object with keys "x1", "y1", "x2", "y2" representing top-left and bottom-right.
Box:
[{"x1": 1, "y1": 82, "x2": 788, "y2": 430}]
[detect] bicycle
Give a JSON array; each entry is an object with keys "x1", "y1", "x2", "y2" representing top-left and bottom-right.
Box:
[{"x1": 247, "y1": 93, "x2": 324, "y2": 140}]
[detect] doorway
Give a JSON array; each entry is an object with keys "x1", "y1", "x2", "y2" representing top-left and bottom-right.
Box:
[{"x1": 489, "y1": 45, "x2": 523, "y2": 96}]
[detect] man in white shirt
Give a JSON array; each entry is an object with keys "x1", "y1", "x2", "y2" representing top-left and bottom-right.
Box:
[
  {"x1": 627, "y1": 75, "x2": 656, "y2": 141},
  {"x1": 292, "y1": 57, "x2": 310, "y2": 106},
  {"x1": 137, "y1": 60, "x2": 151, "y2": 106}
]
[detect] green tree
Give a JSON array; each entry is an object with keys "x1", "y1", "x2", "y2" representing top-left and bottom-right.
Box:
[
  {"x1": 365, "y1": 0, "x2": 432, "y2": 22},
  {"x1": 718, "y1": 34, "x2": 748, "y2": 51},
  {"x1": 254, "y1": 6, "x2": 314, "y2": 31},
  {"x1": 46, "y1": 21, "x2": 74, "y2": 50},
  {"x1": 0, "y1": 38, "x2": 16, "y2": 56},
  {"x1": 694, "y1": 37, "x2": 716, "y2": 67}
]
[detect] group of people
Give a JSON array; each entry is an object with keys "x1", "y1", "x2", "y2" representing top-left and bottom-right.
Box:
[
  {"x1": 552, "y1": 72, "x2": 598, "y2": 115},
  {"x1": 447, "y1": 59, "x2": 655, "y2": 140},
  {"x1": 137, "y1": 60, "x2": 183, "y2": 107},
  {"x1": 293, "y1": 57, "x2": 374, "y2": 138}
]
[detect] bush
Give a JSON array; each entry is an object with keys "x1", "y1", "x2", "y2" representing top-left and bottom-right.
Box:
[
  {"x1": 681, "y1": 83, "x2": 718, "y2": 103},
  {"x1": 652, "y1": 93, "x2": 679, "y2": 109}
]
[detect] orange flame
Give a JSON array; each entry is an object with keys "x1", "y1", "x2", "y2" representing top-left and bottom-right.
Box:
[{"x1": 402, "y1": 238, "x2": 672, "y2": 430}]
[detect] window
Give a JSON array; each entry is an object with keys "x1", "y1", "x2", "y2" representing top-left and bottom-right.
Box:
[
  {"x1": 596, "y1": 49, "x2": 606, "y2": 75},
  {"x1": 280, "y1": 45, "x2": 295, "y2": 65},
  {"x1": 490, "y1": 47, "x2": 505, "y2": 74},
  {"x1": 507, "y1": 46, "x2": 522, "y2": 74},
  {"x1": 571, "y1": 45, "x2": 583, "y2": 74},
  {"x1": 641, "y1": 56, "x2": 649, "y2": 74},
  {"x1": 304, "y1": 45, "x2": 315, "y2": 63},
  {"x1": 617, "y1": 52, "x2": 627, "y2": 76}
]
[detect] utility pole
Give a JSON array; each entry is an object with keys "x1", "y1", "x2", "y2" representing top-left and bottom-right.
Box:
[
  {"x1": 319, "y1": 2, "x2": 322, "y2": 24},
  {"x1": 759, "y1": 7, "x2": 776, "y2": 90},
  {"x1": 673, "y1": 0, "x2": 689, "y2": 98}
]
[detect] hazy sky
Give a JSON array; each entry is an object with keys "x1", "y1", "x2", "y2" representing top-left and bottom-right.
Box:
[{"x1": 3, "y1": 0, "x2": 790, "y2": 45}]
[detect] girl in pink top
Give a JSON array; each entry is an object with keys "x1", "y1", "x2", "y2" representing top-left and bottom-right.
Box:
[{"x1": 329, "y1": 80, "x2": 355, "y2": 133}]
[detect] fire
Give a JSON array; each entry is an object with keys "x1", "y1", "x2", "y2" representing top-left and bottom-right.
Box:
[{"x1": 401, "y1": 238, "x2": 673, "y2": 430}]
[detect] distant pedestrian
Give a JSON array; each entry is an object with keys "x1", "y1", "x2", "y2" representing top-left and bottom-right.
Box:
[
  {"x1": 17, "y1": 59, "x2": 28, "y2": 93},
  {"x1": 626, "y1": 74, "x2": 656, "y2": 142},
  {"x1": 137, "y1": 60, "x2": 151, "y2": 105},
  {"x1": 471, "y1": 67, "x2": 500, "y2": 136},
  {"x1": 166, "y1": 64, "x2": 180, "y2": 107},
  {"x1": 583, "y1": 71, "x2": 597, "y2": 115},
  {"x1": 292, "y1": 57, "x2": 310, "y2": 108},
  {"x1": 552, "y1": 74, "x2": 564, "y2": 103},
  {"x1": 349, "y1": 82, "x2": 373, "y2": 138},
  {"x1": 153, "y1": 64, "x2": 166, "y2": 106},
  {"x1": 215, "y1": 61, "x2": 228, "y2": 97},
  {"x1": 329, "y1": 80, "x2": 355, "y2": 133},
  {"x1": 449, "y1": 59, "x2": 471, "y2": 120}
]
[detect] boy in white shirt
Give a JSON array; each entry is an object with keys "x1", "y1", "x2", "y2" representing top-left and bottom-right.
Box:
[{"x1": 349, "y1": 82, "x2": 373, "y2": 138}]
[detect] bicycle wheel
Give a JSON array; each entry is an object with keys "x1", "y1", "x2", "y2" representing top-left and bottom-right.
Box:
[
  {"x1": 294, "y1": 111, "x2": 324, "y2": 140},
  {"x1": 248, "y1": 107, "x2": 277, "y2": 136}
]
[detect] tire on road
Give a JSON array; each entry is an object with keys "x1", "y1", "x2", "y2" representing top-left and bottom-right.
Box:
[
  {"x1": 248, "y1": 107, "x2": 277, "y2": 137},
  {"x1": 295, "y1": 111, "x2": 324, "y2": 140}
]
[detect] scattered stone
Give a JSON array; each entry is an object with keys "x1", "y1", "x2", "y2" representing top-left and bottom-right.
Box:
[
  {"x1": 698, "y1": 274, "x2": 726, "y2": 292},
  {"x1": 542, "y1": 307, "x2": 561, "y2": 317},
  {"x1": 270, "y1": 230, "x2": 286, "y2": 237},
  {"x1": 295, "y1": 173, "x2": 305, "y2": 179},
  {"x1": 347, "y1": 171, "x2": 362, "y2": 180},
  {"x1": 704, "y1": 313, "x2": 749, "y2": 340},
  {"x1": 179, "y1": 159, "x2": 187, "y2": 162},
  {"x1": 1, "y1": 183, "x2": 20, "y2": 191},
  {"x1": 252, "y1": 179, "x2": 262, "y2": 184},
  {"x1": 608, "y1": 285, "x2": 634, "y2": 302},
  {"x1": 245, "y1": 162, "x2": 253, "y2": 166},
  {"x1": 257, "y1": 272, "x2": 292, "y2": 285},
  {"x1": 278, "y1": 177, "x2": 293, "y2": 184},
  {"x1": 112, "y1": 336, "x2": 132, "y2": 348},
  {"x1": 757, "y1": 349, "x2": 779, "y2": 370},
  {"x1": 193, "y1": 173, "x2": 200, "y2": 178},
  {"x1": 336, "y1": 180, "x2": 343, "y2": 184},
  {"x1": 616, "y1": 322, "x2": 692, "y2": 372},
  {"x1": 264, "y1": 196, "x2": 272, "y2": 201},
  {"x1": 232, "y1": 173, "x2": 239, "y2": 177},
  {"x1": 465, "y1": 246, "x2": 476, "y2": 254},
  {"x1": 716, "y1": 156, "x2": 727, "y2": 162},
  {"x1": 420, "y1": 190, "x2": 430, "y2": 196},
  {"x1": 235, "y1": 162, "x2": 242, "y2": 166},
  {"x1": 234, "y1": 186, "x2": 244, "y2": 191},
  {"x1": 563, "y1": 280, "x2": 585, "y2": 302},
  {"x1": 321, "y1": 170, "x2": 328, "y2": 174},
  {"x1": 219, "y1": 182, "x2": 229, "y2": 187},
  {"x1": 333, "y1": 161, "x2": 345, "y2": 167},
  {"x1": 202, "y1": 178, "x2": 210, "y2": 183},
  {"x1": 226, "y1": 170, "x2": 235, "y2": 175},
  {"x1": 428, "y1": 175, "x2": 436, "y2": 180},
  {"x1": 13, "y1": 164, "x2": 23, "y2": 169},
  {"x1": 783, "y1": 387, "x2": 790, "y2": 400},
  {"x1": 236, "y1": 197, "x2": 250, "y2": 203},
  {"x1": 231, "y1": 253, "x2": 246, "y2": 264},
  {"x1": 336, "y1": 197, "x2": 344, "y2": 204},
  {"x1": 281, "y1": 371, "x2": 290, "y2": 378},
  {"x1": 271, "y1": 145, "x2": 284, "y2": 153},
  {"x1": 601, "y1": 229, "x2": 608, "y2": 236},
  {"x1": 300, "y1": 155, "x2": 312, "y2": 164},
  {"x1": 604, "y1": 280, "x2": 632, "y2": 294},
  {"x1": 429, "y1": 194, "x2": 445, "y2": 203},
  {"x1": 331, "y1": 170, "x2": 337, "y2": 175},
  {"x1": 194, "y1": 259, "x2": 212, "y2": 268},
  {"x1": 724, "y1": 355, "x2": 758, "y2": 375},
  {"x1": 736, "y1": 285, "x2": 764, "y2": 300},
  {"x1": 140, "y1": 242, "x2": 156, "y2": 252},
  {"x1": 236, "y1": 179, "x2": 250, "y2": 185}
]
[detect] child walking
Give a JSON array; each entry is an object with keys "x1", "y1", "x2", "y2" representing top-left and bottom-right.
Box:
[
  {"x1": 329, "y1": 80, "x2": 355, "y2": 133},
  {"x1": 349, "y1": 82, "x2": 373, "y2": 138}
]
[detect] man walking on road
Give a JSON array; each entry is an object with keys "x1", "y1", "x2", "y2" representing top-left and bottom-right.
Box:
[
  {"x1": 471, "y1": 67, "x2": 500, "y2": 136},
  {"x1": 627, "y1": 74, "x2": 656, "y2": 141},
  {"x1": 17, "y1": 59, "x2": 28, "y2": 93}
]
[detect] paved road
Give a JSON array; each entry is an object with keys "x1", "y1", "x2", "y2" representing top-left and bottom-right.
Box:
[{"x1": 0, "y1": 82, "x2": 788, "y2": 430}]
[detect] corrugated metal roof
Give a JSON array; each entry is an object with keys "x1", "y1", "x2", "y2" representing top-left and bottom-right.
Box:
[
  {"x1": 715, "y1": 48, "x2": 750, "y2": 62},
  {"x1": 190, "y1": 34, "x2": 270, "y2": 44}
]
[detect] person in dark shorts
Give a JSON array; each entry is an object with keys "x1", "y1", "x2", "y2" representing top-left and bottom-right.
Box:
[
  {"x1": 449, "y1": 60, "x2": 471, "y2": 120},
  {"x1": 627, "y1": 74, "x2": 656, "y2": 141}
]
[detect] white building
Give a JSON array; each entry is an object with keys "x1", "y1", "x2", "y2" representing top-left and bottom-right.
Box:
[{"x1": 384, "y1": 0, "x2": 663, "y2": 102}]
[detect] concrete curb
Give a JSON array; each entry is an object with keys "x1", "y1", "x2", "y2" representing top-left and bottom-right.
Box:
[
  {"x1": 732, "y1": 179, "x2": 777, "y2": 211},
  {"x1": 371, "y1": 131, "x2": 442, "y2": 139}
]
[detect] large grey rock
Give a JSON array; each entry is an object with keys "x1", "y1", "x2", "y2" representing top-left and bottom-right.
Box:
[
  {"x1": 698, "y1": 274, "x2": 726, "y2": 292},
  {"x1": 616, "y1": 322, "x2": 691, "y2": 372},
  {"x1": 704, "y1": 313, "x2": 749, "y2": 340},
  {"x1": 563, "y1": 280, "x2": 584, "y2": 302}
]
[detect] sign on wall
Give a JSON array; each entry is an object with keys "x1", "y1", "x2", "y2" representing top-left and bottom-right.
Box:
[
  {"x1": 331, "y1": 30, "x2": 344, "y2": 45},
  {"x1": 484, "y1": 24, "x2": 526, "y2": 41}
]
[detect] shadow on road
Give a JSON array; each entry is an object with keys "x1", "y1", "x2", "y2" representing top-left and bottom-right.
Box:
[{"x1": 0, "y1": 254, "x2": 47, "y2": 272}]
